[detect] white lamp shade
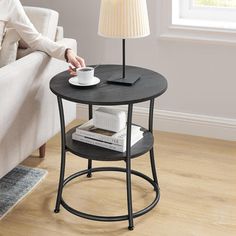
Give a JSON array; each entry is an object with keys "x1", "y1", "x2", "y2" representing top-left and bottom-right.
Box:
[{"x1": 98, "y1": 0, "x2": 150, "y2": 39}]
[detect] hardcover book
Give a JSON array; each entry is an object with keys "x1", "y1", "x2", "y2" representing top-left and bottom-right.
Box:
[
  {"x1": 72, "y1": 131, "x2": 144, "y2": 152},
  {"x1": 75, "y1": 119, "x2": 142, "y2": 146}
]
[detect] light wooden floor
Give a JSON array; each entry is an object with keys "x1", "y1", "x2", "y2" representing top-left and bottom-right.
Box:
[{"x1": 0, "y1": 120, "x2": 235, "y2": 236}]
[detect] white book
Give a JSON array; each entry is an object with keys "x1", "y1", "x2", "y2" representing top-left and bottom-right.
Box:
[
  {"x1": 72, "y1": 131, "x2": 144, "y2": 153},
  {"x1": 76, "y1": 119, "x2": 142, "y2": 146}
]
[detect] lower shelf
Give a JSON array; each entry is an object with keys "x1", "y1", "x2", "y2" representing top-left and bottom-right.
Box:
[{"x1": 65, "y1": 125, "x2": 154, "y2": 161}]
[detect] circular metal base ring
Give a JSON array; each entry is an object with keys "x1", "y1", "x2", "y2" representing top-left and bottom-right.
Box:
[{"x1": 60, "y1": 167, "x2": 160, "y2": 222}]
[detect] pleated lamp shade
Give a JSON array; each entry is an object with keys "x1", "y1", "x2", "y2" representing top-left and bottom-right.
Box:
[{"x1": 98, "y1": 0, "x2": 150, "y2": 39}]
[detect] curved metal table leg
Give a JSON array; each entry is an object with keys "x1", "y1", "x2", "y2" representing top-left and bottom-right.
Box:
[
  {"x1": 87, "y1": 104, "x2": 93, "y2": 178},
  {"x1": 126, "y1": 104, "x2": 134, "y2": 230},
  {"x1": 149, "y1": 99, "x2": 159, "y2": 190},
  {"x1": 54, "y1": 97, "x2": 67, "y2": 213}
]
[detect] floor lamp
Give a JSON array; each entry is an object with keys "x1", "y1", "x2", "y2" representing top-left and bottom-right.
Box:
[{"x1": 98, "y1": 0, "x2": 150, "y2": 86}]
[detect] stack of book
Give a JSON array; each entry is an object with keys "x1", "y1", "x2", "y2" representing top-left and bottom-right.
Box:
[{"x1": 72, "y1": 119, "x2": 144, "y2": 153}]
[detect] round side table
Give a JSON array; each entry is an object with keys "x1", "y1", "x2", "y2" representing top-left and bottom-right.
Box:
[{"x1": 50, "y1": 64, "x2": 168, "y2": 230}]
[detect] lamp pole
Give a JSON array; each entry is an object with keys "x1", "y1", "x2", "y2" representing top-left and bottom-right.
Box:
[
  {"x1": 108, "y1": 38, "x2": 140, "y2": 85},
  {"x1": 122, "y1": 39, "x2": 126, "y2": 79}
]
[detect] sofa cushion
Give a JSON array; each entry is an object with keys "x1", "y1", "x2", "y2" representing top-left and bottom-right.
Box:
[
  {"x1": 19, "y1": 7, "x2": 59, "y2": 49},
  {"x1": 55, "y1": 26, "x2": 64, "y2": 42},
  {"x1": 0, "y1": 21, "x2": 5, "y2": 50},
  {"x1": 0, "y1": 28, "x2": 20, "y2": 68}
]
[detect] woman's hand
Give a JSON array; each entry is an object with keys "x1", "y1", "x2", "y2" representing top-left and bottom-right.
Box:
[{"x1": 66, "y1": 49, "x2": 86, "y2": 76}]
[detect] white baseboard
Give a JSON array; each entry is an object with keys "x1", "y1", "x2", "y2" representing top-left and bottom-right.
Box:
[{"x1": 76, "y1": 104, "x2": 236, "y2": 141}]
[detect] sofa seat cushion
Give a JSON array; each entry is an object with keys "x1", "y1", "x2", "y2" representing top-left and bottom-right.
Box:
[{"x1": 0, "y1": 28, "x2": 20, "y2": 68}]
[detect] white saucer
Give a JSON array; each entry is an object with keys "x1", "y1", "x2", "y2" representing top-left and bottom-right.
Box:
[{"x1": 69, "y1": 76, "x2": 100, "y2": 87}]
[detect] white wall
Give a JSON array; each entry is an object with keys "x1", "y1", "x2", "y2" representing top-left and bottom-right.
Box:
[{"x1": 21, "y1": 0, "x2": 236, "y2": 140}]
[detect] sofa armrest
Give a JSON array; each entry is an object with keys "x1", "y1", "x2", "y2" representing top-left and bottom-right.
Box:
[
  {"x1": 0, "y1": 38, "x2": 77, "y2": 142},
  {"x1": 0, "y1": 51, "x2": 48, "y2": 140}
]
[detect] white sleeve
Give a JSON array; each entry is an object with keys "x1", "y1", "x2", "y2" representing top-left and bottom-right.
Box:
[{"x1": 7, "y1": 0, "x2": 67, "y2": 61}]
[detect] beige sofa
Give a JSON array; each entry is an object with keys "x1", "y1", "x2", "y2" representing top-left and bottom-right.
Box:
[{"x1": 0, "y1": 7, "x2": 76, "y2": 178}]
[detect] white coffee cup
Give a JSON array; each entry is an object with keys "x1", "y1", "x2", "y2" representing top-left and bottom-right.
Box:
[{"x1": 76, "y1": 67, "x2": 94, "y2": 84}]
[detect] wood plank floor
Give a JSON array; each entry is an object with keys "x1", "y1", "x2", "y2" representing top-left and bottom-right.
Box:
[{"x1": 0, "y1": 120, "x2": 235, "y2": 236}]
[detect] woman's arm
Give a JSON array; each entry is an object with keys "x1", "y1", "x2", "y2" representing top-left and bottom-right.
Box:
[{"x1": 7, "y1": 0, "x2": 85, "y2": 67}]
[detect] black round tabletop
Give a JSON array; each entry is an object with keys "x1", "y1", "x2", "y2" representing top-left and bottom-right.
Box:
[{"x1": 50, "y1": 65, "x2": 168, "y2": 105}]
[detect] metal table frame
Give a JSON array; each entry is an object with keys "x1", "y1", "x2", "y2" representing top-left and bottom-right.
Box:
[{"x1": 53, "y1": 98, "x2": 160, "y2": 231}]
